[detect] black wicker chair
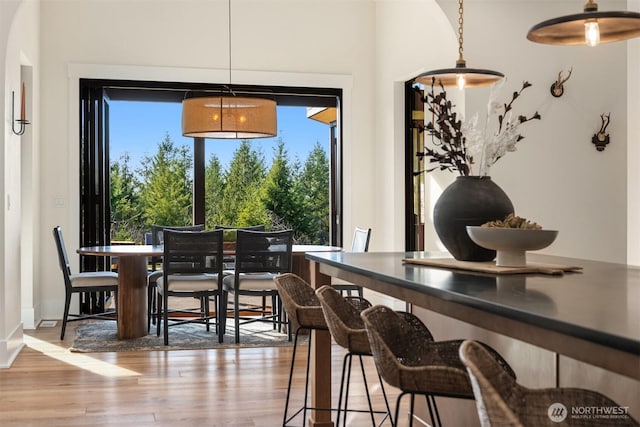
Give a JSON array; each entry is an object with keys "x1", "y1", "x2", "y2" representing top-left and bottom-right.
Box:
[
  {"x1": 53, "y1": 226, "x2": 118, "y2": 340},
  {"x1": 156, "y1": 229, "x2": 224, "y2": 345},
  {"x1": 147, "y1": 224, "x2": 204, "y2": 330},
  {"x1": 222, "y1": 229, "x2": 293, "y2": 343}
]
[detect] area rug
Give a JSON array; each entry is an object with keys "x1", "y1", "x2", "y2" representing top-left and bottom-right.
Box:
[{"x1": 70, "y1": 321, "x2": 297, "y2": 352}]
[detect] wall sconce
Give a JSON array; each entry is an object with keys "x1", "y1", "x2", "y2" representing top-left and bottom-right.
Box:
[
  {"x1": 550, "y1": 67, "x2": 573, "y2": 97},
  {"x1": 592, "y1": 113, "x2": 610, "y2": 151},
  {"x1": 12, "y1": 83, "x2": 31, "y2": 136}
]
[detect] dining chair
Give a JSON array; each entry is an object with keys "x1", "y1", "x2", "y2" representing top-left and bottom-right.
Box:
[
  {"x1": 361, "y1": 305, "x2": 516, "y2": 427},
  {"x1": 315, "y1": 285, "x2": 391, "y2": 427},
  {"x1": 147, "y1": 224, "x2": 204, "y2": 331},
  {"x1": 459, "y1": 340, "x2": 639, "y2": 427},
  {"x1": 222, "y1": 229, "x2": 293, "y2": 344},
  {"x1": 53, "y1": 226, "x2": 119, "y2": 340},
  {"x1": 273, "y1": 273, "x2": 329, "y2": 427},
  {"x1": 156, "y1": 229, "x2": 224, "y2": 345},
  {"x1": 214, "y1": 224, "x2": 266, "y2": 269},
  {"x1": 332, "y1": 227, "x2": 371, "y2": 297}
]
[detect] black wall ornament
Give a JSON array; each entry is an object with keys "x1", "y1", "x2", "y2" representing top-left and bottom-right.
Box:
[{"x1": 592, "y1": 113, "x2": 611, "y2": 151}]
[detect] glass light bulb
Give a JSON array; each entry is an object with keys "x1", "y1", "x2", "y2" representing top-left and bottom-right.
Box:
[
  {"x1": 456, "y1": 74, "x2": 466, "y2": 90},
  {"x1": 585, "y1": 20, "x2": 600, "y2": 46}
]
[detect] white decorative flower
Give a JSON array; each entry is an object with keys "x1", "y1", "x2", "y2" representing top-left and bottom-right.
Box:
[{"x1": 420, "y1": 78, "x2": 540, "y2": 177}]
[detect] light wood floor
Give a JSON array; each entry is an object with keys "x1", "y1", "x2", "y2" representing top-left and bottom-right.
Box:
[{"x1": 0, "y1": 321, "x2": 406, "y2": 427}]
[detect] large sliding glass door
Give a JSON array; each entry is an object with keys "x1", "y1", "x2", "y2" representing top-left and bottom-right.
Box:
[{"x1": 79, "y1": 79, "x2": 343, "y2": 249}]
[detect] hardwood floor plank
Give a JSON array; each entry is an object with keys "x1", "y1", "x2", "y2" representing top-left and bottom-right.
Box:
[{"x1": 0, "y1": 323, "x2": 400, "y2": 426}]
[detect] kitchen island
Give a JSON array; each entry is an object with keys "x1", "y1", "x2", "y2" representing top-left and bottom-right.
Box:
[{"x1": 305, "y1": 251, "x2": 640, "y2": 426}]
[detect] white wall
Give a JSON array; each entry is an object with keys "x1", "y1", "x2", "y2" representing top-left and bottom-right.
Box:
[
  {"x1": 38, "y1": 0, "x2": 378, "y2": 320},
  {"x1": 427, "y1": 0, "x2": 631, "y2": 263},
  {"x1": 1, "y1": 0, "x2": 39, "y2": 367},
  {"x1": 628, "y1": 0, "x2": 640, "y2": 266},
  {"x1": 373, "y1": 0, "x2": 456, "y2": 251}
]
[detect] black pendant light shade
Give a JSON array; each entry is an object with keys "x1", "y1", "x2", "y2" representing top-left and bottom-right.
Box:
[
  {"x1": 414, "y1": 60, "x2": 504, "y2": 88},
  {"x1": 527, "y1": 1, "x2": 640, "y2": 46}
]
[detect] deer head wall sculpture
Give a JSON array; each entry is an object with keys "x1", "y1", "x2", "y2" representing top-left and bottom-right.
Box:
[
  {"x1": 592, "y1": 113, "x2": 611, "y2": 152},
  {"x1": 550, "y1": 68, "x2": 573, "y2": 98}
]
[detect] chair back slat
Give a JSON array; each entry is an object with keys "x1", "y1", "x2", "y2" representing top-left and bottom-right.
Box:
[
  {"x1": 53, "y1": 226, "x2": 72, "y2": 286},
  {"x1": 163, "y1": 229, "x2": 224, "y2": 276},
  {"x1": 150, "y1": 224, "x2": 204, "y2": 270},
  {"x1": 151, "y1": 224, "x2": 205, "y2": 245},
  {"x1": 351, "y1": 227, "x2": 371, "y2": 252},
  {"x1": 235, "y1": 229, "x2": 293, "y2": 274}
]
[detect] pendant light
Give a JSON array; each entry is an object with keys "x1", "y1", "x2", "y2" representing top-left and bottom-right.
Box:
[
  {"x1": 414, "y1": 0, "x2": 504, "y2": 89},
  {"x1": 182, "y1": 0, "x2": 277, "y2": 139},
  {"x1": 527, "y1": 0, "x2": 640, "y2": 46}
]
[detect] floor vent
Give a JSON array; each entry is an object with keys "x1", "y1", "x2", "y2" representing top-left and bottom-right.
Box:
[{"x1": 39, "y1": 320, "x2": 57, "y2": 328}]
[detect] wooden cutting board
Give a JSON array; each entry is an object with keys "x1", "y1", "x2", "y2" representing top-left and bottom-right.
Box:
[{"x1": 402, "y1": 257, "x2": 583, "y2": 276}]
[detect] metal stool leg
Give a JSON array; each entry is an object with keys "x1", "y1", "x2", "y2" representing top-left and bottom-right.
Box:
[{"x1": 282, "y1": 326, "x2": 305, "y2": 426}]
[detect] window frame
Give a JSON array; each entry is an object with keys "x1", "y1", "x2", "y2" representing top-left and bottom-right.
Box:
[{"x1": 79, "y1": 78, "x2": 343, "y2": 248}]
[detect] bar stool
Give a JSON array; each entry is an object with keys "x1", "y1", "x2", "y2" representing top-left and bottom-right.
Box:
[
  {"x1": 316, "y1": 285, "x2": 391, "y2": 426},
  {"x1": 361, "y1": 305, "x2": 516, "y2": 427},
  {"x1": 273, "y1": 273, "x2": 331, "y2": 427},
  {"x1": 459, "y1": 340, "x2": 639, "y2": 427}
]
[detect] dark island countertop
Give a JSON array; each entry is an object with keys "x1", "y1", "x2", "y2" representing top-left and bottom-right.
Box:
[{"x1": 306, "y1": 251, "x2": 640, "y2": 379}]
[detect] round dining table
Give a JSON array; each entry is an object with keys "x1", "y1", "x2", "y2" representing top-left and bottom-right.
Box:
[{"x1": 78, "y1": 244, "x2": 342, "y2": 340}]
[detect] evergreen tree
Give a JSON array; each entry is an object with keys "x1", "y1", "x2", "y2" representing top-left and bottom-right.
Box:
[
  {"x1": 296, "y1": 142, "x2": 330, "y2": 244},
  {"x1": 110, "y1": 153, "x2": 142, "y2": 241},
  {"x1": 204, "y1": 154, "x2": 225, "y2": 229},
  {"x1": 237, "y1": 187, "x2": 273, "y2": 227},
  {"x1": 138, "y1": 133, "x2": 192, "y2": 227},
  {"x1": 261, "y1": 139, "x2": 300, "y2": 232},
  {"x1": 218, "y1": 141, "x2": 266, "y2": 226}
]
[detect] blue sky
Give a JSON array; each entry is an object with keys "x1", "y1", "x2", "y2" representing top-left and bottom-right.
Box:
[{"x1": 109, "y1": 101, "x2": 330, "y2": 171}]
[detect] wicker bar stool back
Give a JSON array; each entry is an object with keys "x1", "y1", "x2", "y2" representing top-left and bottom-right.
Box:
[
  {"x1": 459, "y1": 340, "x2": 639, "y2": 427},
  {"x1": 316, "y1": 285, "x2": 391, "y2": 427},
  {"x1": 274, "y1": 273, "x2": 330, "y2": 427},
  {"x1": 361, "y1": 305, "x2": 516, "y2": 427}
]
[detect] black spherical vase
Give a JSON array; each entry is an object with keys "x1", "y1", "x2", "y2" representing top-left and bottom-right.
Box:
[{"x1": 433, "y1": 176, "x2": 514, "y2": 261}]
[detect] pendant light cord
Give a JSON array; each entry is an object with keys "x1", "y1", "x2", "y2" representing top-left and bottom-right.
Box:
[{"x1": 228, "y1": 0, "x2": 233, "y2": 92}]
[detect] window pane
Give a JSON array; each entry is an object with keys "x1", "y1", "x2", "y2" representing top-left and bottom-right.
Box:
[{"x1": 109, "y1": 101, "x2": 332, "y2": 244}]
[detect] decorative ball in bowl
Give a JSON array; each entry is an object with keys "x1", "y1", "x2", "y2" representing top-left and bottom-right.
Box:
[{"x1": 466, "y1": 226, "x2": 558, "y2": 267}]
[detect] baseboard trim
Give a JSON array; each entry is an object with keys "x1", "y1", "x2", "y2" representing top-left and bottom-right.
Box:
[{"x1": 0, "y1": 323, "x2": 26, "y2": 369}]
